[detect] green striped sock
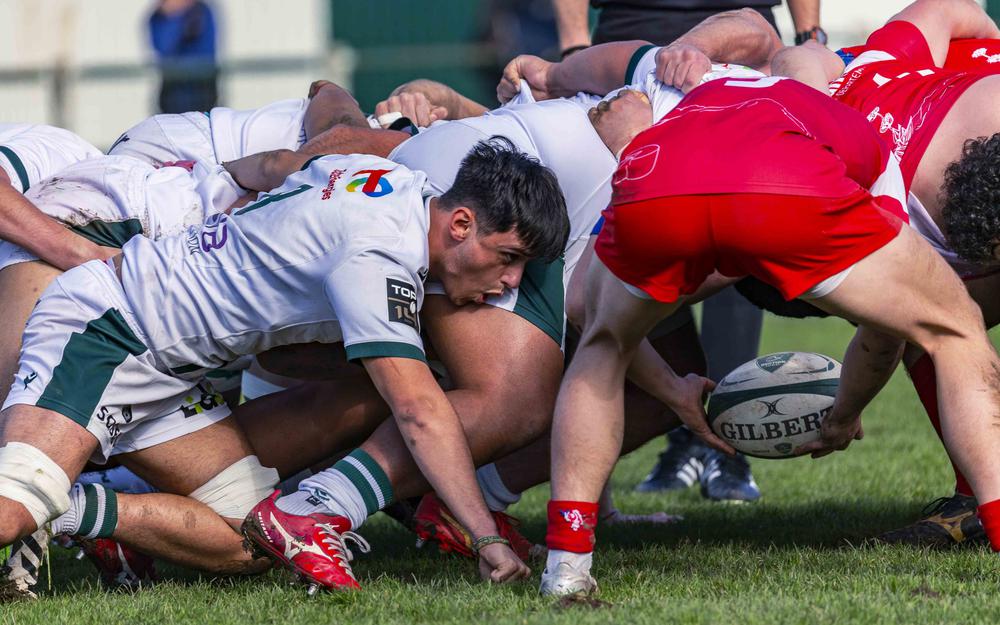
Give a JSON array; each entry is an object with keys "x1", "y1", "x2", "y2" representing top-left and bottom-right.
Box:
[
  {"x1": 333, "y1": 449, "x2": 394, "y2": 517},
  {"x1": 68, "y1": 483, "x2": 118, "y2": 539}
]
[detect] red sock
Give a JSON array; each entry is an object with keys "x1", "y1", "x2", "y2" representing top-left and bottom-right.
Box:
[
  {"x1": 907, "y1": 354, "x2": 974, "y2": 497},
  {"x1": 546, "y1": 500, "x2": 598, "y2": 553},
  {"x1": 977, "y1": 499, "x2": 1000, "y2": 552}
]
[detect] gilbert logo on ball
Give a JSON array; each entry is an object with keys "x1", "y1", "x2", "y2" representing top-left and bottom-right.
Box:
[{"x1": 707, "y1": 352, "x2": 840, "y2": 458}]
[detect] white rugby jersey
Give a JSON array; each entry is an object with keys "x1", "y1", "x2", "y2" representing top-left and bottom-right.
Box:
[
  {"x1": 0, "y1": 124, "x2": 101, "y2": 193},
  {"x1": 389, "y1": 88, "x2": 616, "y2": 279},
  {"x1": 110, "y1": 98, "x2": 307, "y2": 168},
  {"x1": 119, "y1": 154, "x2": 430, "y2": 373},
  {"x1": 23, "y1": 155, "x2": 230, "y2": 244},
  {"x1": 617, "y1": 45, "x2": 767, "y2": 121}
]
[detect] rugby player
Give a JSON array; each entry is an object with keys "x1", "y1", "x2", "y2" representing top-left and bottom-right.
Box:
[
  {"x1": 0, "y1": 139, "x2": 566, "y2": 593},
  {"x1": 539, "y1": 70, "x2": 1000, "y2": 596},
  {"x1": 768, "y1": 0, "x2": 1000, "y2": 547}
]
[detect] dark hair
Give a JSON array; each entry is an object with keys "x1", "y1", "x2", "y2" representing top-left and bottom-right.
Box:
[
  {"x1": 734, "y1": 278, "x2": 829, "y2": 319},
  {"x1": 942, "y1": 133, "x2": 1000, "y2": 263},
  {"x1": 440, "y1": 136, "x2": 569, "y2": 263}
]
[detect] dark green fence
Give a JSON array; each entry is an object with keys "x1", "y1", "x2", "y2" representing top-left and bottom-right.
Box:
[{"x1": 330, "y1": 1, "x2": 499, "y2": 113}]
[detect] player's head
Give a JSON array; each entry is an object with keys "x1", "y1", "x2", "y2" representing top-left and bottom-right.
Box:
[
  {"x1": 432, "y1": 136, "x2": 568, "y2": 305},
  {"x1": 941, "y1": 133, "x2": 1000, "y2": 264},
  {"x1": 589, "y1": 89, "x2": 654, "y2": 157}
]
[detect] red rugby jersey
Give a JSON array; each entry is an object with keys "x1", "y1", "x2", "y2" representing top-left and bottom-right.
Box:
[
  {"x1": 829, "y1": 21, "x2": 987, "y2": 188},
  {"x1": 611, "y1": 77, "x2": 903, "y2": 216}
]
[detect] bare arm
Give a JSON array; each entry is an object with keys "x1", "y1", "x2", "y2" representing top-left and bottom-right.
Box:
[
  {"x1": 770, "y1": 41, "x2": 845, "y2": 91},
  {"x1": 376, "y1": 79, "x2": 488, "y2": 126},
  {"x1": 223, "y1": 149, "x2": 311, "y2": 193},
  {"x1": 796, "y1": 325, "x2": 903, "y2": 457},
  {"x1": 890, "y1": 0, "x2": 1000, "y2": 65},
  {"x1": 0, "y1": 182, "x2": 114, "y2": 270},
  {"x1": 670, "y1": 8, "x2": 782, "y2": 70},
  {"x1": 552, "y1": 0, "x2": 591, "y2": 53},
  {"x1": 786, "y1": 0, "x2": 821, "y2": 34},
  {"x1": 497, "y1": 41, "x2": 648, "y2": 102},
  {"x1": 363, "y1": 356, "x2": 528, "y2": 582},
  {"x1": 303, "y1": 80, "x2": 368, "y2": 140}
]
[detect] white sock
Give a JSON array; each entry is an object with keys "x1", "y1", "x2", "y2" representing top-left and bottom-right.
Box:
[
  {"x1": 476, "y1": 463, "x2": 521, "y2": 512},
  {"x1": 545, "y1": 548, "x2": 593, "y2": 573}
]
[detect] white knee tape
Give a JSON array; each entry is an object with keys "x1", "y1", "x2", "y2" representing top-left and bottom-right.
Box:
[
  {"x1": 189, "y1": 455, "x2": 279, "y2": 519},
  {"x1": 0, "y1": 442, "x2": 71, "y2": 526}
]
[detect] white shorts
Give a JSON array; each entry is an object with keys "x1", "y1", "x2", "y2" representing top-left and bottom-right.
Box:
[
  {"x1": 108, "y1": 113, "x2": 216, "y2": 168},
  {"x1": 2, "y1": 260, "x2": 230, "y2": 463}
]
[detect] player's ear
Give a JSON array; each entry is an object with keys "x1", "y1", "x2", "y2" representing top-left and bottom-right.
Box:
[{"x1": 448, "y1": 206, "x2": 474, "y2": 242}]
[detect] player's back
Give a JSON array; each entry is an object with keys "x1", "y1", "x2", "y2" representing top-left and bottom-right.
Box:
[
  {"x1": 0, "y1": 123, "x2": 101, "y2": 192},
  {"x1": 390, "y1": 97, "x2": 615, "y2": 253},
  {"x1": 119, "y1": 154, "x2": 429, "y2": 373},
  {"x1": 613, "y1": 77, "x2": 887, "y2": 205}
]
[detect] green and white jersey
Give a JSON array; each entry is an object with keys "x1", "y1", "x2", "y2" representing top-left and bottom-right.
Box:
[
  {"x1": 0, "y1": 123, "x2": 102, "y2": 193},
  {"x1": 119, "y1": 154, "x2": 430, "y2": 374},
  {"x1": 109, "y1": 98, "x2": 307, "y2": 168},
  {"x1": 619, "y1": 45, "x2": 767, "y2": 121}
]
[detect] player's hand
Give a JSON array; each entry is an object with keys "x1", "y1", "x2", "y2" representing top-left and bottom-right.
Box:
[
  {"x1": 374, "y1": 92, "x2": 448, "y2": 128},
  {"x1": 497, "y1": 55, "x2": 554, "y2": 103},
  {"x1": 655, "y1": 43, "x2": 712, "y2": 93},
  {"x1": 665, "y1": 374, "x2": 735, "y2": 455},
  {"x1": 794, "y1": 407, "x2": 864, "y2": 458},
  {"x1": 477, "y1": 542, "x2": 531, "y2": 584}
]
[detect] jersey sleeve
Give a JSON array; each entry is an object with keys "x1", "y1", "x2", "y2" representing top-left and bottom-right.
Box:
[
  {"x1": 624, "y1": 45, "x2": 658, "y2": 85},
  {"x1": 865, "y1": 20, "x2": 935, "y2": 65},
  {"x1": 324, "y1": 248, "x2": 426, "y2": 363}
]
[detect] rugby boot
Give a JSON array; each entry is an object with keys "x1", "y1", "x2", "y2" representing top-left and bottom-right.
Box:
[
  {"x1": 699, "y1": 450, "x2": 761, "y2": 503},
  {"x1": 0, "y1": 528, "x2": 49, "y2": 600},
  {"x1": 539, "y1": 561, "x2": 598, "y2": 597},
  {"x1": 242, "y1": 490, "x2": 370, "y2": 592},
  {"x1": 634, "y1": 428, "x2": 707, "y2": 493},
  {"x1": 875, "y1": 494, "x2": 985, "y2": 547},
  {"x1": 413, "y1": 492, "x2": 544, "y2": 561},
  {"x1": 76, "y1": 538, "x2": 157, "y2": 590}
]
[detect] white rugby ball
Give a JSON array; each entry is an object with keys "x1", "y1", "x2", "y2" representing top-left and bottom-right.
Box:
[{"x1": 707, "y1": 352, "x2": 840, "y2": 459}]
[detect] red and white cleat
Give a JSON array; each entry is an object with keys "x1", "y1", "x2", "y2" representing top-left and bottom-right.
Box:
[
  {"x1": 76, "y1": 538, "x2": 157, "y2": 590},
  {"x1": 413, "y1": 493, "x2": 545, "y2": 561},
  {"x1": 242, "y1": 490, "x2": 370, "y2": 593}
]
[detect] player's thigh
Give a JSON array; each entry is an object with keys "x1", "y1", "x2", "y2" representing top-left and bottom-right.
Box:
[
  {"x1": 813, "y1": 226, "x2": 985, "y2": 350},
  {"x1": 421, "y1": 295, "x2": 563, "y2": 421},
  {"x1": 0, "y1": 262, "x2": 62, "y2": 405},
  {"x1": 116, "y1": 415, "x2": 254, "y2": 496}
]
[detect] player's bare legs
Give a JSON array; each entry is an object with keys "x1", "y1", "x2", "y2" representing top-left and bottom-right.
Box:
[
  {"x1": 812, "y1": 226, "x2": 1000, "y2": 509},
  {"x1": 0, "y1": 405, "x2": 97, "y2": 545},
  {"x1": 551, "y1": 261, "x2": 679, "y2": 505},
  {"x1": 103, "y1": 418, "x2": 271, "y2": 574},
  {"x1": 0, "y1": 262, "x2": 62, "y2": 406}
]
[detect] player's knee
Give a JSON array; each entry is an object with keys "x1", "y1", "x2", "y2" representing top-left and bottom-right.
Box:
[
  {"x1": 189, "y1": 455, "x2": 279, "y2": 520},
  {"x1": 0, "y1": 442, "x2": 72, "y2": 541}
]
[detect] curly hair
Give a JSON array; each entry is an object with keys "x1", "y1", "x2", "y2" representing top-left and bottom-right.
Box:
[{"x1": 941, "y1": 133, "x2": 1000, "y2": 263}]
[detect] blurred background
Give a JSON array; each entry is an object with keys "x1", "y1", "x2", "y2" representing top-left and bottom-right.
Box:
[{"x1": 0, "y1": 0, "x2": 994, "y2": 148}]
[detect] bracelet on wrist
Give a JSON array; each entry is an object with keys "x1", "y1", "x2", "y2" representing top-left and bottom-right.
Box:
[
  {"x1": 560, "y1": 45, "x2": 590, "y2": 59},
  {"x1": 473, "y1": 535, "x2": 510, "y2": 554},
  {"x1": 794, "y1": 27, "x2": 828, "y2": 46}
]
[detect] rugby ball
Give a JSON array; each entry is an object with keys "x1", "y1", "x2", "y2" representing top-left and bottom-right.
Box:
[{"x1": 707, "y1": 352, "x2": 840, "y2": 459}]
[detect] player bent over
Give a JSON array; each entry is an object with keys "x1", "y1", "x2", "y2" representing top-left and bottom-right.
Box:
[
  {"x1": 769, "y1": 0, "x2": 1000, "y2": 546},
  {"x1": 0, "y1": 138, "x2": 567, "y2": 593},
  {"x1": 541, "y1": 76, "x2": 1000, "y2": 596}
]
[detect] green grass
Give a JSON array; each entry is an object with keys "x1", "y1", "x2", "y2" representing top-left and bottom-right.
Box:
[{"x1": 5, "y1": 315, "x2": 1000, "y2": 625}]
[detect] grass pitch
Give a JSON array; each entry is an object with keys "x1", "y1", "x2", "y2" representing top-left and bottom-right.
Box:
[{"x1": 4, "y1": 314, "x2": 1000, "y2": 625}]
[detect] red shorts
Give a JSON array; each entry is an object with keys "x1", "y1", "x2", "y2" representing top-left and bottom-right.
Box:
[{"x1": 595, "y1": 190, "x2": 902, "y2": 303}]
